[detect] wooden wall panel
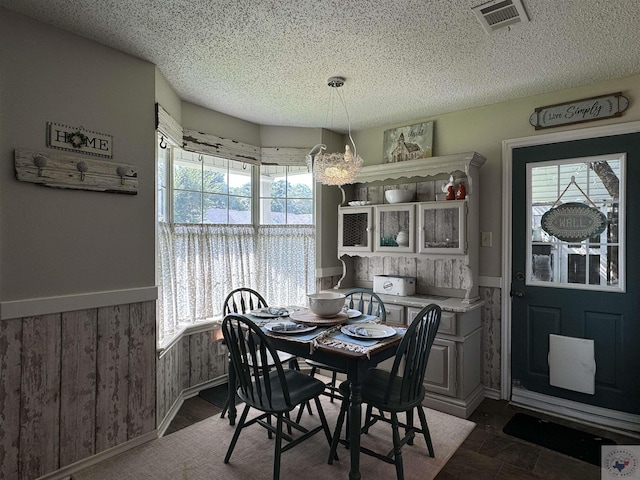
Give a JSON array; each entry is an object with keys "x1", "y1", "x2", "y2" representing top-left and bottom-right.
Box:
[
  {"x1": 60, "y1": 309, "x2": 98, "y2": 467},
  {"x1": 189, "y1": 332, "x2": 207, "y2": 386},
  {"x1": 0, "y1": 318, "x2": 22, "y2": 480},
  {"x1": 19, "y1": 314, "x2": 61, "y2": 480},
  {"x1": 127, "y1": 302, "x2": 156, "y2": 438},
  {"x1": 180, "y1": 335, "x2": 190, "y2": 390},
  {"x1": 156, "y1": 349, "x2": 167, "y2": 423},
  {"x1": 96, "y1": 305, "x2": 130, "y2": 452},
  {"x1": 2, "y1": 299, "x2": 159, "y2": 479}
]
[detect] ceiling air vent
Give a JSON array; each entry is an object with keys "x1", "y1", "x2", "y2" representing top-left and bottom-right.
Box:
[{"x1": 472, "y1": 0, "x2": 529, "y2": 34}]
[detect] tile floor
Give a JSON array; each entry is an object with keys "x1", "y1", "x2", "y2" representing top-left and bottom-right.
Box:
[{"x1": 167, "y1": 395, "x2": 639, "y2": 480}]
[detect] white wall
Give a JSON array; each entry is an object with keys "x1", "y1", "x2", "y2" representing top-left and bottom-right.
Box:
[
  {"x1": 352, "y1": 74, "x2": 640, "y2": 278},
  {"x1": 0, "y1": 8, "x2": 156, "y2": 302}
]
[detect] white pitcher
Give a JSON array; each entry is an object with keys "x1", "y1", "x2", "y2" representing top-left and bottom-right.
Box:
[{"x1": 395, "y1": 231, "x2": 409, "y2": 246}]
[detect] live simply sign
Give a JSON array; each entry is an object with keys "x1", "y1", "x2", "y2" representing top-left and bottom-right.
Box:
[
  {"x1": 47, "y1": 122, "x2": 113, "y2": 158},
  {"x1": 529, "y1": 92, "x2": 629, "y2": 130}
]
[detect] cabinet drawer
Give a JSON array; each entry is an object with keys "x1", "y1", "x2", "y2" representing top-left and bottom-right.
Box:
[
  {"x1": 407, "y1": 307, "x2": 456, "y2": 335},
  {"x1": 382, "y1": 303, "x2": 405, "y2": 327},
  {"x1": 424, "y1": 338, "x2": 457, "y2": 397}
]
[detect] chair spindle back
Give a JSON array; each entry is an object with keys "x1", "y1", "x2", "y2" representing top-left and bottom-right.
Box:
[
  {"x1": 222, "y1": 313, "x2": 292, "y2": 411},
  {"x1": 344, "y1": 288, "x2": 387, "y2": 321}
]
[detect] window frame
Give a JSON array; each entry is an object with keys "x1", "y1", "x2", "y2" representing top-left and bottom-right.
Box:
[
  {"x1": 525, "y1": 153, "x2": 626, "y2": 293},
  {"x1": 157, "y1": 137, "x2": 314, "y2": 227}
]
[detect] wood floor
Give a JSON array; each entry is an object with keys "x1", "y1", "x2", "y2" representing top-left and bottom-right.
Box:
[{"x1": 167, "y1": 395, "x2": 639, "y2": 480}]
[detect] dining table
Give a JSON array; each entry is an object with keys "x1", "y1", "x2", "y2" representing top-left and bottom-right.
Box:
[{"x1": 224, "y1": 308, "x2": 404, "y2": 480}]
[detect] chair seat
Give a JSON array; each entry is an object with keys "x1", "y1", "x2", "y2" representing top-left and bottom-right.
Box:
[
  {"x1": 239, "y1": 369, "x2": 326, "y2": 413},
  {"x1": 338, "y1": 369, "x2": 426, "y2": 412}
]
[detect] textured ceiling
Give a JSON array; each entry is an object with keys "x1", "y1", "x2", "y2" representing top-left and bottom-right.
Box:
[{"x1": 2, "y1": 0, "x2": 640, "y2": 132}]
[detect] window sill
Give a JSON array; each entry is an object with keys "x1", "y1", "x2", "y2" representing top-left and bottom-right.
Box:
[{"x1": 157, "y1": 317, "x2": 223, "y2": 357}]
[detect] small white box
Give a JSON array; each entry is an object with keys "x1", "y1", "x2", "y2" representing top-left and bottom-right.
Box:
[{"x1": 373, "y1": 275, "x2": 416, "y2": 296}]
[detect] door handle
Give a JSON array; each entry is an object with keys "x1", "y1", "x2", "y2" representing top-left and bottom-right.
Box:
[{"x1": 510, "y1": 289, "x2": 525, "y2": 298}]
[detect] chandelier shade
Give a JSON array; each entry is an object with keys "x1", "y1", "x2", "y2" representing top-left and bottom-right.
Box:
[{"x1": 307, "y1": 77, "x2": 363, "y2": 186}]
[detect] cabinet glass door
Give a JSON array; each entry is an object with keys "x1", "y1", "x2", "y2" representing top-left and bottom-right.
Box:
[
  {"x1": 418, "y1": 201, "x2": 466, "y2": 254},
  {"x1": 338, "y1": 206, "x2": 373, "y2": 252},
  {"x1": 375, "y1": 204, "x2": 415, "y2": 253}
]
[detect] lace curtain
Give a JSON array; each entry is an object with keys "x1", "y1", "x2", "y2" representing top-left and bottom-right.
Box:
[{"x1": 157, "y1": 222, "x2": 315, "y2": 342}]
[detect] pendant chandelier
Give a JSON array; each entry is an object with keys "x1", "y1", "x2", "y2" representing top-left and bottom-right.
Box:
[{"x1": 307, "y1": 77, "x2": 363, "y2": 186}]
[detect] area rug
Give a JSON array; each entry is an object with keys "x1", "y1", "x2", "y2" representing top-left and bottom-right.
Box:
[
  {"x1": 72, "y1": 397, "x2": 475, "y2": 480},
  {"x1": 503, "y1": 412, "x2": 616, "y2": 466}
]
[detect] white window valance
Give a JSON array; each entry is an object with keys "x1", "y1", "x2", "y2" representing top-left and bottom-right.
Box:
[
  {"x1": 183, "y1": 128, "x2": 261, "y2": 165},
  {"x1": 155, "y1": 103, "x2": 183, "y2": 147},
  {"x1": 260, "y1": 147, "x2": 308, "y2": 166}
]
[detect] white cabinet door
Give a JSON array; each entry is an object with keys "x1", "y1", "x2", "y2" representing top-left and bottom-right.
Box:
[
  {"x1": 338, "y1": 206, "x2": 373, "y2": 253},
  {"x1": 423, "y1": 338, "x2": 457, "y2": 397},
  {"x1": 418, "y1": 200, "x2": 467, "y2": 254},
  {"x1": 374, "y1": 204, "x2": 415, "y2": 253}
]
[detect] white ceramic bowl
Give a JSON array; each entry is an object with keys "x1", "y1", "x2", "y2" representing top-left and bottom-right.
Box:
[
  {"x1": 385, "y1": 189, "x2": 414, "y2": 204},
  {"x1": 307, "y1": 292, "x2": 346, "y2": 317}
]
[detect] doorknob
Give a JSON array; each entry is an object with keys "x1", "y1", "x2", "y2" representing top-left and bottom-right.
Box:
[{"x1": 510, "y1": 289, "x2": 525, "y2": 298}]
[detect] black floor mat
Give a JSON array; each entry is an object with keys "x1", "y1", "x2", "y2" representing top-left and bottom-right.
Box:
[
  {"x1": 198, "y1": 384, "x2": 240, "y2": 409},
  {"x1": 503, "y1": 412, "x2": 616, "y2": 466}
]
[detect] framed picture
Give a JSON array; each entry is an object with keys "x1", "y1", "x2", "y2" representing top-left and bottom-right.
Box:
[{"x1": 383, "y1": 121, "x2": 434, "y2": 164}]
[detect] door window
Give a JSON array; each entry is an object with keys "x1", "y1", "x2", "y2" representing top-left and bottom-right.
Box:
[{"x1": 526, "y1": 153, "x2": 625, "y2": 292}]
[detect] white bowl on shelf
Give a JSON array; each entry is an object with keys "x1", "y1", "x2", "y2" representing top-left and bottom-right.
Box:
[
  {"x1": 307, "y1": 292, "x2": 346, "y2": 317},
  {"x1": 385, "y1": 189, "x2": 414, "y2": 204}
]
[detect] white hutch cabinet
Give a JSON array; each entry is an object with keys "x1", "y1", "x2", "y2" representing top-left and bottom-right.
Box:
[{"x1": 335, "y1": 152, "x2": 486, "y2": 418}]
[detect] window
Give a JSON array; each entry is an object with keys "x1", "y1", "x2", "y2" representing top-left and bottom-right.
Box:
[
  {"x1": 156, "y1": 136, "x2": 315, "y2": 343},
  {"x1": 260, "y1": 165, "x2": 313, "y2": 225},
  {"x1": 173, "y1": 150, "x2": 253, "y2": 224},
  {"x1": 526, "y1": 153, "x2": 625, "y2": 291}
]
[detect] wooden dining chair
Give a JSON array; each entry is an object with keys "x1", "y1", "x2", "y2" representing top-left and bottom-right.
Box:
[
  {"x1": 222, "y1": 313, "x2": 333, "y2": 480},
  {"x1": 305, "y1": 288, "x2": 387, "y2": 404},
  {"x1": 327, "y1": 303, "x2": 442, "y2": 480},
  {"x1": 220, "y1": 287, "x2": 307, "y2": 420}
]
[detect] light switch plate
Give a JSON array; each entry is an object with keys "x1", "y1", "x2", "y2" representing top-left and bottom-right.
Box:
[{"x1": 481, "y1": 231, "x2": 492, "y2": 247}]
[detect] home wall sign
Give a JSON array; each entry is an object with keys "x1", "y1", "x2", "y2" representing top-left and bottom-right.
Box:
[
  {"x1": 46, "y1": 122, "x2": 113, "y2": 158},
  {"x1": 15, "y1": 148, "x2": 137, "y2": 194},
  {"x1": 541, "y1": 202, "x2": 606, "y2": 242},
  {"x1": 529, "y1": 92, "x2": 629, "y2": 130}
]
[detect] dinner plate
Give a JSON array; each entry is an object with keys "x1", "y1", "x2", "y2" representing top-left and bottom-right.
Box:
[
  {"x1": 345, "y1": 309, "x2": 362, "y2": 318},
  {"x1": 264, "y1": 321, "x2": 317, "y2": 334},
  {"x1": 340, "y1": 324, "x2": 397, "y2": 339},
  {"x1": 249, "y1": 307, "x2": 291, "y2": 318}
]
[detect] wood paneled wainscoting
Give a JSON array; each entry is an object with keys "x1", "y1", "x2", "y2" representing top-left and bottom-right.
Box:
[
  {"x1": 0, "y1": 300, "x2": 156, "y2": 480},
  {"x1": 156, "y1": 324, "x2": 228, "y2": 433}
]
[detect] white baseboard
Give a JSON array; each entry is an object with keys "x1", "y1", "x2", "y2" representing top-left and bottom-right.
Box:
[
  {"x1": 156, "y1": 377, "x2": 229, "y2": 437},
  {"x1": 484, "y1": 387, "x2": 501, "y2": 400},
  {"x1": 511, "y1": 387, "x2": 640, "y2": 437},
  {"x1": 37, "y1": 430, "x2": 158, "y2": 480},
  {"x1": 423, "y1": 384, "x2": 485, "y2": 419}
]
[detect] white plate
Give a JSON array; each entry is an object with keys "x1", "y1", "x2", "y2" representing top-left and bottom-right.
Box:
[
  {"x1": 346, "y1": 309, "x2": 362, "y2": 318},
  {"x1": 341, "y1": 324, "x2": 397, "y2": 339},
  {"x1": 348, "y1": 201, "x2": 372, "y2": 206},
  {"x1": 249, "y1": 308, "x2": 290, "y2": 318},
  {"x1": 264, "y1": 321, "x2": 317, "y2": 334}
]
